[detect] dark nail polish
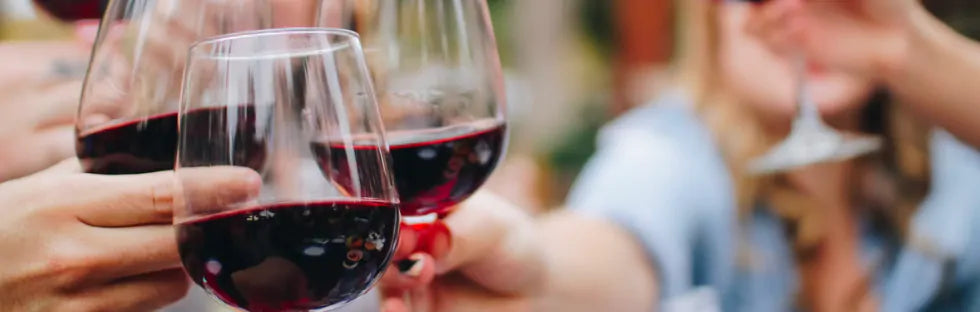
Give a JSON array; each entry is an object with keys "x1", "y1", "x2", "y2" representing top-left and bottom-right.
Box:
[
  {"x1": 398, "y1": 259, "x2": 419, "y2": 273},
  {"x1": 397, "y1": 254, "x2": 425, "y2": 277}
]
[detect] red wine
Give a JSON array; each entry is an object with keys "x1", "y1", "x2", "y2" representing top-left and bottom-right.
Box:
[
  {"x1": 33, "y1": 0, "x2": 107, "y2": 21},
  {"x1": 177, "y1": 105, "x2": 270, "y2": 171},
  {"x1": 177, "y1": 200, "x2": 399, "y2": 311},
  {"x1": 313, "y1": 121, "x2": 507, "y2": 216},
  {"x1": 76, "y1": 112, "x2": 179, "y2": 175},
  {"x1": 77, "y1": 106, "x2": 268, "y2": 175}
]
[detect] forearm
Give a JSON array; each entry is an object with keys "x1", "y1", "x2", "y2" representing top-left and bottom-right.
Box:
[
  {"x1": 533, "y1": 211, "x2": 658, "y2": 312},
  {"x1": 884, "y1": 6, "x2": 980, "y2": 147}
]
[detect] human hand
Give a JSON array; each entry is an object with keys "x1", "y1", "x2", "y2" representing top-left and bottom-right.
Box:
[
  {"x1": 378, "y1": 192, "x2": 547, "y2": 312},
  {"x1": 0, "y1": 41, "x2": 89, "y2": 181},
  {"x1": 0, "y1": 160, "x2": 260, "y2": 311},
  {"x1": 746, "y1": 0, "x2": 922, "y2": 78}
]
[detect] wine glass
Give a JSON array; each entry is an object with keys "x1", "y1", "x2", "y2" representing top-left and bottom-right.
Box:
[
  {"x1": 315, "y1": 0, "x2": 508, "y2": 219},
  {"x1": 75, "y1": 0, "x2": 270, "y2": 175},
  {"x1": 32, "y1": 0, "x2": 108, "y2": 21},
  {"x1": 174, "y1": 28, "x2": 400, "y2": 312},
  {"x1": 748, "y1": 56, "x2": 882, "y2": 174},
  {"x1": 738, "y1": 1, "x2": 882, "y2": 174}
]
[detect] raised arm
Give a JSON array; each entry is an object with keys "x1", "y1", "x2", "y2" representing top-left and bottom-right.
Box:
[
  {"x1": 751, "y1": 0, "x2": 980, "y2": 146},
  {"x1": 880, "y1": 6, "x2": 980, "y2": 146}
]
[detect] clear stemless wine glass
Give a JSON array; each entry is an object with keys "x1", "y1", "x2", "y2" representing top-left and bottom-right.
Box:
[
  {"x1": 175, "y1": 28, "x2": 400, "y2": 312},
  {"x1": 316, "y1": 0, "x2": 509, "y2": 218},
  {"x1": 75, "y1": 0, "x2": 269, "y2": 175}
]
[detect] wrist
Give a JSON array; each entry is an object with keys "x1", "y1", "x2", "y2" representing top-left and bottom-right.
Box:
[{"x1": 875, "y1": 4, "x2": 940, "y2": 81}]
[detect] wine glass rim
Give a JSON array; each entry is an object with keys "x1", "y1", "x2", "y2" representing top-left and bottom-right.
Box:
[{"x1": 188, "y1": 27, "x2": 362, "y2": 60}]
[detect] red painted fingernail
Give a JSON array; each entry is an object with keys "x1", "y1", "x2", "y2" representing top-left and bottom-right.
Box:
[{"x1": 415, "y1": 221, "x2": 452, "y2": 259}]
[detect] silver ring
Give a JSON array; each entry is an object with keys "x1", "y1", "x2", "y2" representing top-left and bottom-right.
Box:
[{"x1": 48, "y1": 60, "x2": 88, "y2": 79}]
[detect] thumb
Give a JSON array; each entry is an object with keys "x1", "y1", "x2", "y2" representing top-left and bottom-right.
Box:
[
  {"x1": 36, "y1": 158, "x2": 83, "y2": 176},
  {"x1": 436, "y1": 192, "x2": 546, "y2": 295},
  {"x1": 76, "y1": 166, "x2": 261, "y2": 227}
]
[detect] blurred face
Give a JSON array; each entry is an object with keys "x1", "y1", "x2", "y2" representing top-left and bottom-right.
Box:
[{"x1": 716, "y1": 4, "x2": 874, "y2": 129}]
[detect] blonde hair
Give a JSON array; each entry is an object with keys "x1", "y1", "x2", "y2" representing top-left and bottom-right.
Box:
[{"x1": 673, "y1": 0, "x2": 932, "y2": 306}]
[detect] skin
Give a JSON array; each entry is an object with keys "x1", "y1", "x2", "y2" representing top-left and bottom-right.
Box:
[
  {"x1": 379, "y1": 193, "x2": 656, "y2": 312},
  {"x1": 0, "y1": 162, "x2": 261, "y2": 311},
  {"x1": 0, "y1": 1, "x2": 316, "y2": 310},
  {"x1": 719, "y1": 3, "x2": 874, "y2": 130},
  {"x1": 0, "y1": 41, "x2": 89, "y2": 182},
  {"x1": 379, "y1": 0, "x2": 980, "y2": 311},
  {"x1": 722, "y1": 9, "x2": 879, "y2": 310},
  {"x1": 750, "y1": 0, "x2": 980, "y2": 146}
]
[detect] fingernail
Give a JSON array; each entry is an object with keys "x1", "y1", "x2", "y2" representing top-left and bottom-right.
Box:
[
  {"x1": 416, "y1": 221, "x2": 452, "y2": 259},
  {"x1": 397, "y1": 253, "x2": 425, "y2": 277}
]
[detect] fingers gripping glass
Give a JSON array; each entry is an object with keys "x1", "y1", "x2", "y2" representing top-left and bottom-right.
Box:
[
  {"x1": 720, "y1": 0, "x2": 884, "y2": 174},
  {"x1": 174, "y1": 28, "x2": 401, "y2": 312},
  {"x1": 749, "y1": 56, "x2": 882, "y2": 174}
]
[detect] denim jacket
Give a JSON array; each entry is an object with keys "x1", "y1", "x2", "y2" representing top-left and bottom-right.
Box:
[{"x1": 567, "y1": 92, "x2": 980, "y2": 311}]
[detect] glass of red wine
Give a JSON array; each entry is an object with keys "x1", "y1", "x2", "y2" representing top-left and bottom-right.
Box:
[
  {"x1": 315, "y1": 0, "x2": 508, "y2": 219},
  {"x1": 174, "y1": 28, "x2": 401, "y2": 312},
  {"x1": 75, "y1": 0, "x2": 270, "y2": 175},
  {"x1": 32, "y1": 0, "x2": 108, "y2": 21}
]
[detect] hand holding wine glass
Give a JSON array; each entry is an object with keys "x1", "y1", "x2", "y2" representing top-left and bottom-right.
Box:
[
  {"x1": 316, "y1": 0, "x2": 509, "y2": 218},
  {"x1": 174, "y1": 28, "x2": 400, "y2": 311},
  {"x1": 748, "y1": 0, "x2": 980, "y2": 147},
  {"x1": 378, "y1": 192, "x2": 546, "y2": 312},
  {"x1": 745, "y1": 0, "x2": 917, "y2": 79},
  {"x1": 0, "y1": 160, "x2": 259, "y2": 311}
]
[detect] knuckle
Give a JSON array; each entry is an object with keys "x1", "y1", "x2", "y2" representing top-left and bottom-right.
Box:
[
  {"x1": 145, "y1": 175, "x2": 175, "y2": 220},
  {"x1": 149, "y1": 191, "x2": 174, "y2": 221},
  {"x1": 42, "y1": 242, "x2": 102, "y2": 287},
  {"x1": 107, "y1": 173, "x2": 174, "y2": 221}
]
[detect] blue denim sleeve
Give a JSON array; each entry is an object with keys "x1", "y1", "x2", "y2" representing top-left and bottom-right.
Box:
[{"x1": 884, "y1": 131, "x2": 980, "y2": 310}]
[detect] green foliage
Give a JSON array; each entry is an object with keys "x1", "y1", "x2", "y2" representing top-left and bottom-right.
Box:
[
  {"x1": 546, "y1": 99, "x2": 607, "y2": 185},
  {"x1": 579, "y1": 0, "x2": 616, "y2": 58},
  {"x1": 486, "y1": 0, "x2": 514, "y2": 67},
  {"x1": 925, "y1": 2, "x2": 980, "y2": 40}
]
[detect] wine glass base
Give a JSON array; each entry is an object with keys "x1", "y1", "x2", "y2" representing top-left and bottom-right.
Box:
[{"x1": 749, "y1": 132, "x2": 882, "y2": 175}]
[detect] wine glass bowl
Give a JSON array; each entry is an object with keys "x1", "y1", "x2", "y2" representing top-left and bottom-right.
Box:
[
  {"x1": 317, "y1": 0, "x2": 508, "y2": 217},
  {"x1": 75, "y1": 0, "x2": 270, "y2": 175},
  {"x1": 33, "y1": 0, "x2": 108, "y2": 21},
  {"x1": 174, "y1": 28, "x2": 400, "y2": 312}
]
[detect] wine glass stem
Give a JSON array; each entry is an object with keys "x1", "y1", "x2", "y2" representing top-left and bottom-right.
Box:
[{"x1": 794, "y1": 54, "x2": 821, "y2": 126}]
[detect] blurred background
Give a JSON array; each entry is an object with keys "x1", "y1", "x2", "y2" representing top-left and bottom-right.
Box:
[
  {"x1": 3, "y1": 1, "x2": 980, "y2": 310},
  {"x1": 4, "y1": 0, "x2": 980, "y2": 211},
  {"x1": 0, "y1": 0, "x2": 669, "y2": 212}
]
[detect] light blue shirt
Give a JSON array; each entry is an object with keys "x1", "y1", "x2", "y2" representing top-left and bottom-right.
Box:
[{"x1": 567, "y1": 92, "x2": 980, "y2": 311}]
